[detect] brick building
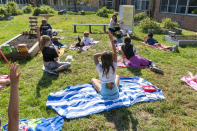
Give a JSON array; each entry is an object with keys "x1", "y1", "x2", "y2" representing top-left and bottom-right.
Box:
[{"x1": 102, "y1": 0, "x2": 197, "y2": 32}]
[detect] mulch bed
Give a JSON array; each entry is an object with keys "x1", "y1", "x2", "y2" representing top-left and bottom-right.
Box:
[{"x1": 7, "y1": 35, "x2": 38, "y2": 49}]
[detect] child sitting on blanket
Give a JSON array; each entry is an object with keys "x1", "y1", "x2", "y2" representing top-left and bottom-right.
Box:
[
  {"x1": 51, "y1": 36, "x2": 63, "y2": 49},
  {"x1": 144, "y1": 32, "x2": 179, "y2": 52},
  {"x1": 121, "y1": 34, "x2": 163, "y2": 74},
  {"x1": 37, "y1": 26, "x2": 71, "y2": 73},
  {"x1": 75, "y1": 32, "x2": 93, "y2": 47},
  {"x1": 114, "y1": 32, "x2": 123, "y2": 44},
  {"x1": 40, "y1": 19, "x2": 57, "y2": 38},
  {"x1": 92, "y1": 32, "x2": 120, "y2": 100}
]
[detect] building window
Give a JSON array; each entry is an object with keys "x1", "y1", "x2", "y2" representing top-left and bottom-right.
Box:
[
  {"x1": 119, "y1": 0, "x2": 127, "y2": 5},
  {"x1": 160, "y1": 0, "x2": 197, "y2": 16},
  {"x1": 134, "y1": 0, "x2": 149, "y2": 11}
]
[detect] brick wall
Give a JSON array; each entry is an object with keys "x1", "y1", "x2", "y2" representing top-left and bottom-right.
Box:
[{"x1": 154, "y1": 0, "x2": 197, "y2": 32}]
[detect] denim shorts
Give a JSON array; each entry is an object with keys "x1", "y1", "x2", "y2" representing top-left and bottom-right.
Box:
[{"x1": 99, "y1": 82, "x2": 119, "y2": 100}]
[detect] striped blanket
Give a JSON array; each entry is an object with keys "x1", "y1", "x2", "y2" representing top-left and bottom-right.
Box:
[
  {"x1": 141, "y1": 42, "x2": 171, "y2": 51},
  {"x1": 46, "y1": 77, "x2": 165, "y2": 119},
  {"x1": 2, "y1": 116, "x2": 64, "y2": 131}
]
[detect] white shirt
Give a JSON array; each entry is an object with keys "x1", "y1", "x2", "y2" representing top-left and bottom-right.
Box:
[
  {"x1": 96, "y1": 62, "x2": 117, "y2": 83},
  {"x1": 82, "y1": 37, "x2": 93, "y2": 46},
  {"x1": 109, "y1": 18, "x2": 115, "y2": 29}
]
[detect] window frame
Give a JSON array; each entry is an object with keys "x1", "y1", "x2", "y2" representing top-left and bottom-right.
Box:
[
  {"x1": 134, "y1": 0, "x2": 150, "y2": 11},
  {"x1": 160, "y1": 0, "x2": 197, "y2": 16}
]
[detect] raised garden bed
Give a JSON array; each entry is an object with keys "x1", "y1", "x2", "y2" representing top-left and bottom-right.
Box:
[
  {"x1": 165, "y1": 35, "x2": 197, "y2": 47},
  {"x1": 0, "y1": 16, "x2": 14, "y2": 20},
  {"x1": 0, "y1": 34, "x2": 39, "y2": 59}
]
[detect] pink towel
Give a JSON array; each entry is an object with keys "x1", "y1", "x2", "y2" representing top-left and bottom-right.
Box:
[{"x1": 181, "y1": 76, "x2": 197, "y2": 91}]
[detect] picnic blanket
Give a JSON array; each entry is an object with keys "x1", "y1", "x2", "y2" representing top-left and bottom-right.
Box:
[
  {"x1": 141, "y1": 42, "x2": 171, "y2": 51},
  {"x1": 2, "y1": 116, "x2": 64, "y2": 131},
  {"x1": 0, "y1": 75, "x2": 9, "y2": 90},
  {"x1": 117, "y1": 56, "x2": 129, "y2": 68},
  {"x1": 46, "y1": 77, "x2": 165, "y2": 119},
  {"x1": 181, "y1": 76, "x2": 197, "y2": 91},
  {"x1": 69, "y1": 41, "x2": 99, "y2": 51}
]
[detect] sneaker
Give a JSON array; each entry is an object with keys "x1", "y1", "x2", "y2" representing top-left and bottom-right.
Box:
[
  {"x1": 172, "y1": 45, "x2": 179, "y2": 52},
  {"x1": 149, "y1": 66, "x2": 164, "y2": 75}
]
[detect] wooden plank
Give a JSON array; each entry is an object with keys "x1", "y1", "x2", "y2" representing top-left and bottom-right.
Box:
[
  {"x1": 29, "y1": 17, "x2": 37, "y2": 19},
  {"x1": 73, "y1": 24, "x2": 109, "y2": 26},
  {"x1": 29, "y1": 21, "x2": 38, "y2": 23}
]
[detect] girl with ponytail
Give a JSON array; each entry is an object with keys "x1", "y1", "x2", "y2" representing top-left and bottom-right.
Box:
[
  {"x1": 37, "y1": 26, "x2": 71, "y2": 74},
  {"x1": 121, "y1": 30, "x2": 160, "y2": 70},
  {"x1": 92, "y1": 32, "x2": 120, "y2": 100}
]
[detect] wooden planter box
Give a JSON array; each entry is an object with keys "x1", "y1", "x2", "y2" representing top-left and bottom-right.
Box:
[{"x1": 0, "y1": 34, "x2": 39, "y2": 59}]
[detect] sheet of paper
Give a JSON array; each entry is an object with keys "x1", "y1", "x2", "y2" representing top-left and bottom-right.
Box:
[{"x1": 119, "y1": 5, "x2": 134, "y2": 26}]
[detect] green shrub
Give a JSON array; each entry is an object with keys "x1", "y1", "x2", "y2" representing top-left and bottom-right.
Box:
[
  {"x1": 96, "y1": 7, "x2": 109, "y2": 18},
  {"x1": 0, "y1": 5, "x2": 7, "y2": 17},
  {"x1": 33, "y1": 5, "x2": 55, "y2": 16},
  {"x1": 192, "y1": 9, "x2": 197, "y2": 14},
  {"x1": 161, "y1": 18, "x2": 179, "y2": 30},
  {"x1": 134, "y1": 12, "x2": 147, "y2": 21},
  {"x1": 17, "y1": 9, "x2": 23, "y2": 15},
  {"x1": 22, "y1": 5, "x2": 32, "y2": 14},
  {"x1": 6, "y1": 1, "x2": 18, "y2": 16},
  {"x1": 139, "y1": 18, "x2": 160, "y2": 33}
]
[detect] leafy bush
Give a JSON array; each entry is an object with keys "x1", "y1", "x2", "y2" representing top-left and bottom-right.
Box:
[
  {"x1": 33, "y1": 5, "x2": 55, "y2": 16},
  {"x1": 22, "y1": 5, "x2": 32, "y2": 14},
  {"x1": 6, "y1": 1, "x2": 18, "y2": 16},
  {"x1": 161, "y1": 18, "x2": 179, "y2": 30},
  {"x1": 192, "y1": 9, "x2": 197, "y2": 14},
  {"x1": 17, "y1": 9, "x2": 23, "y2": 15},
  {"x1": 134, "y1": 12, "x2": 147, "y2": 22},
  {"x1": 139, "y1": 18, "x2": 160, "y2": 33},
  {"x1": 0, "y1": 5, "x2": 7, "y2": 17},
  {"x1": 96, "y1": 7, "x2": 109, "y2": 18}
]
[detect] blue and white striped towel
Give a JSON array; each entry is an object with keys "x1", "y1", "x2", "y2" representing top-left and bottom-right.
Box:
[{"x1": 46, "y1": 77, "x2": 165, "y2": 119}]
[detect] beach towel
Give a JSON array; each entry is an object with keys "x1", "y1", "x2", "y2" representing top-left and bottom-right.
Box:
[
  {"x1": 141, "y1": 42, "x2": 171, "y2": 51},
  {"x1": 69, "y1": 41, "x2": 99, "y2": 51},
  {"x1": 46, "y1": 77, "x2": 165, "y2": 119},
  {"x1": 0, "y1": 75, "x2": 9, "y2": 90},
  {"x1": 181, "y1": 76, "x2": 197, "y2": 91},
  {"x1": 117, "y1": 56, "x2": 129, "y2": 68},
  {"x1": 2, "y1": 116, "x2": 64, "y2": 131}
]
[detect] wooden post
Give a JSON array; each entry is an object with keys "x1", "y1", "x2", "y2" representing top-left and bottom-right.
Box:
[
  {"x1": 104, "y1": 25, "x2": 106, "y2": 33},
  {"x1": 74, "y1": 25, "x2": 77, "y2": 33},
  {"x1": 89, "y1": 25, "x2": 92, "y2": 33}
]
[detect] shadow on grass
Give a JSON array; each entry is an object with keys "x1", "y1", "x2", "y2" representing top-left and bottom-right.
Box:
[
  {"x1": 104, "y1": 108, "x2": 138, "y2": 131},
  {"x1": 127, "y1": 68, "x2": 142, "y2": 76},
  {"x1": 36, "y1": 72, "x2": 59, "y2": 98},
  {"x1": 131, "y1": 35, "x2": 144, "y2": 41}
]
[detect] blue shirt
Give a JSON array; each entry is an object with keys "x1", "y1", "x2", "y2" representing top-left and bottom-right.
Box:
[{"x1": 146, "y1": 38, "x2": 158, "y2": 45}]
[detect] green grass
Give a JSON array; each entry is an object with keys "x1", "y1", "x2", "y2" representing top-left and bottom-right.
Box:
[{"x1": 0, "y1": 14, "x2": 197, "y2": 131}]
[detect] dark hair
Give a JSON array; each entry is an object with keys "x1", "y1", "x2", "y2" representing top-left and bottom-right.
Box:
[
  {"x1": 101, "y1": 52, "x2": 115, "y2": 77},
  {"x1": 148, "y1": 32, "x2": 153, "y2": 38},
  {"x1": 116, "y1": 32, "x2": 122, "y2": 39},
  {"x1": 112, "y1": 15, "x2": 117, "y2": 23},
  {"x1": 122, "y1": 37, "x2": 134, "y2": 59},
  {"x1": 42, "y1": 19, "x2": 47, "y2": 25}
]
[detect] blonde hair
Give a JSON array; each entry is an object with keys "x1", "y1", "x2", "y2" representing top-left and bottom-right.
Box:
[
  {"x1": 39, "y1": 35, "x2": 50, "y2": 51},
  {"x1": 84, "y1": 32, "x2": 89, "y2": 37},
  {"x1": 51, "y1": 36, "x2": 58, "y2": 42}
]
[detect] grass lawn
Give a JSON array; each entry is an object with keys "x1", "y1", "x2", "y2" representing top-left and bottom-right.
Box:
[{"x1": 0, "y1": 13, "x2": 197, "y2": 131}]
